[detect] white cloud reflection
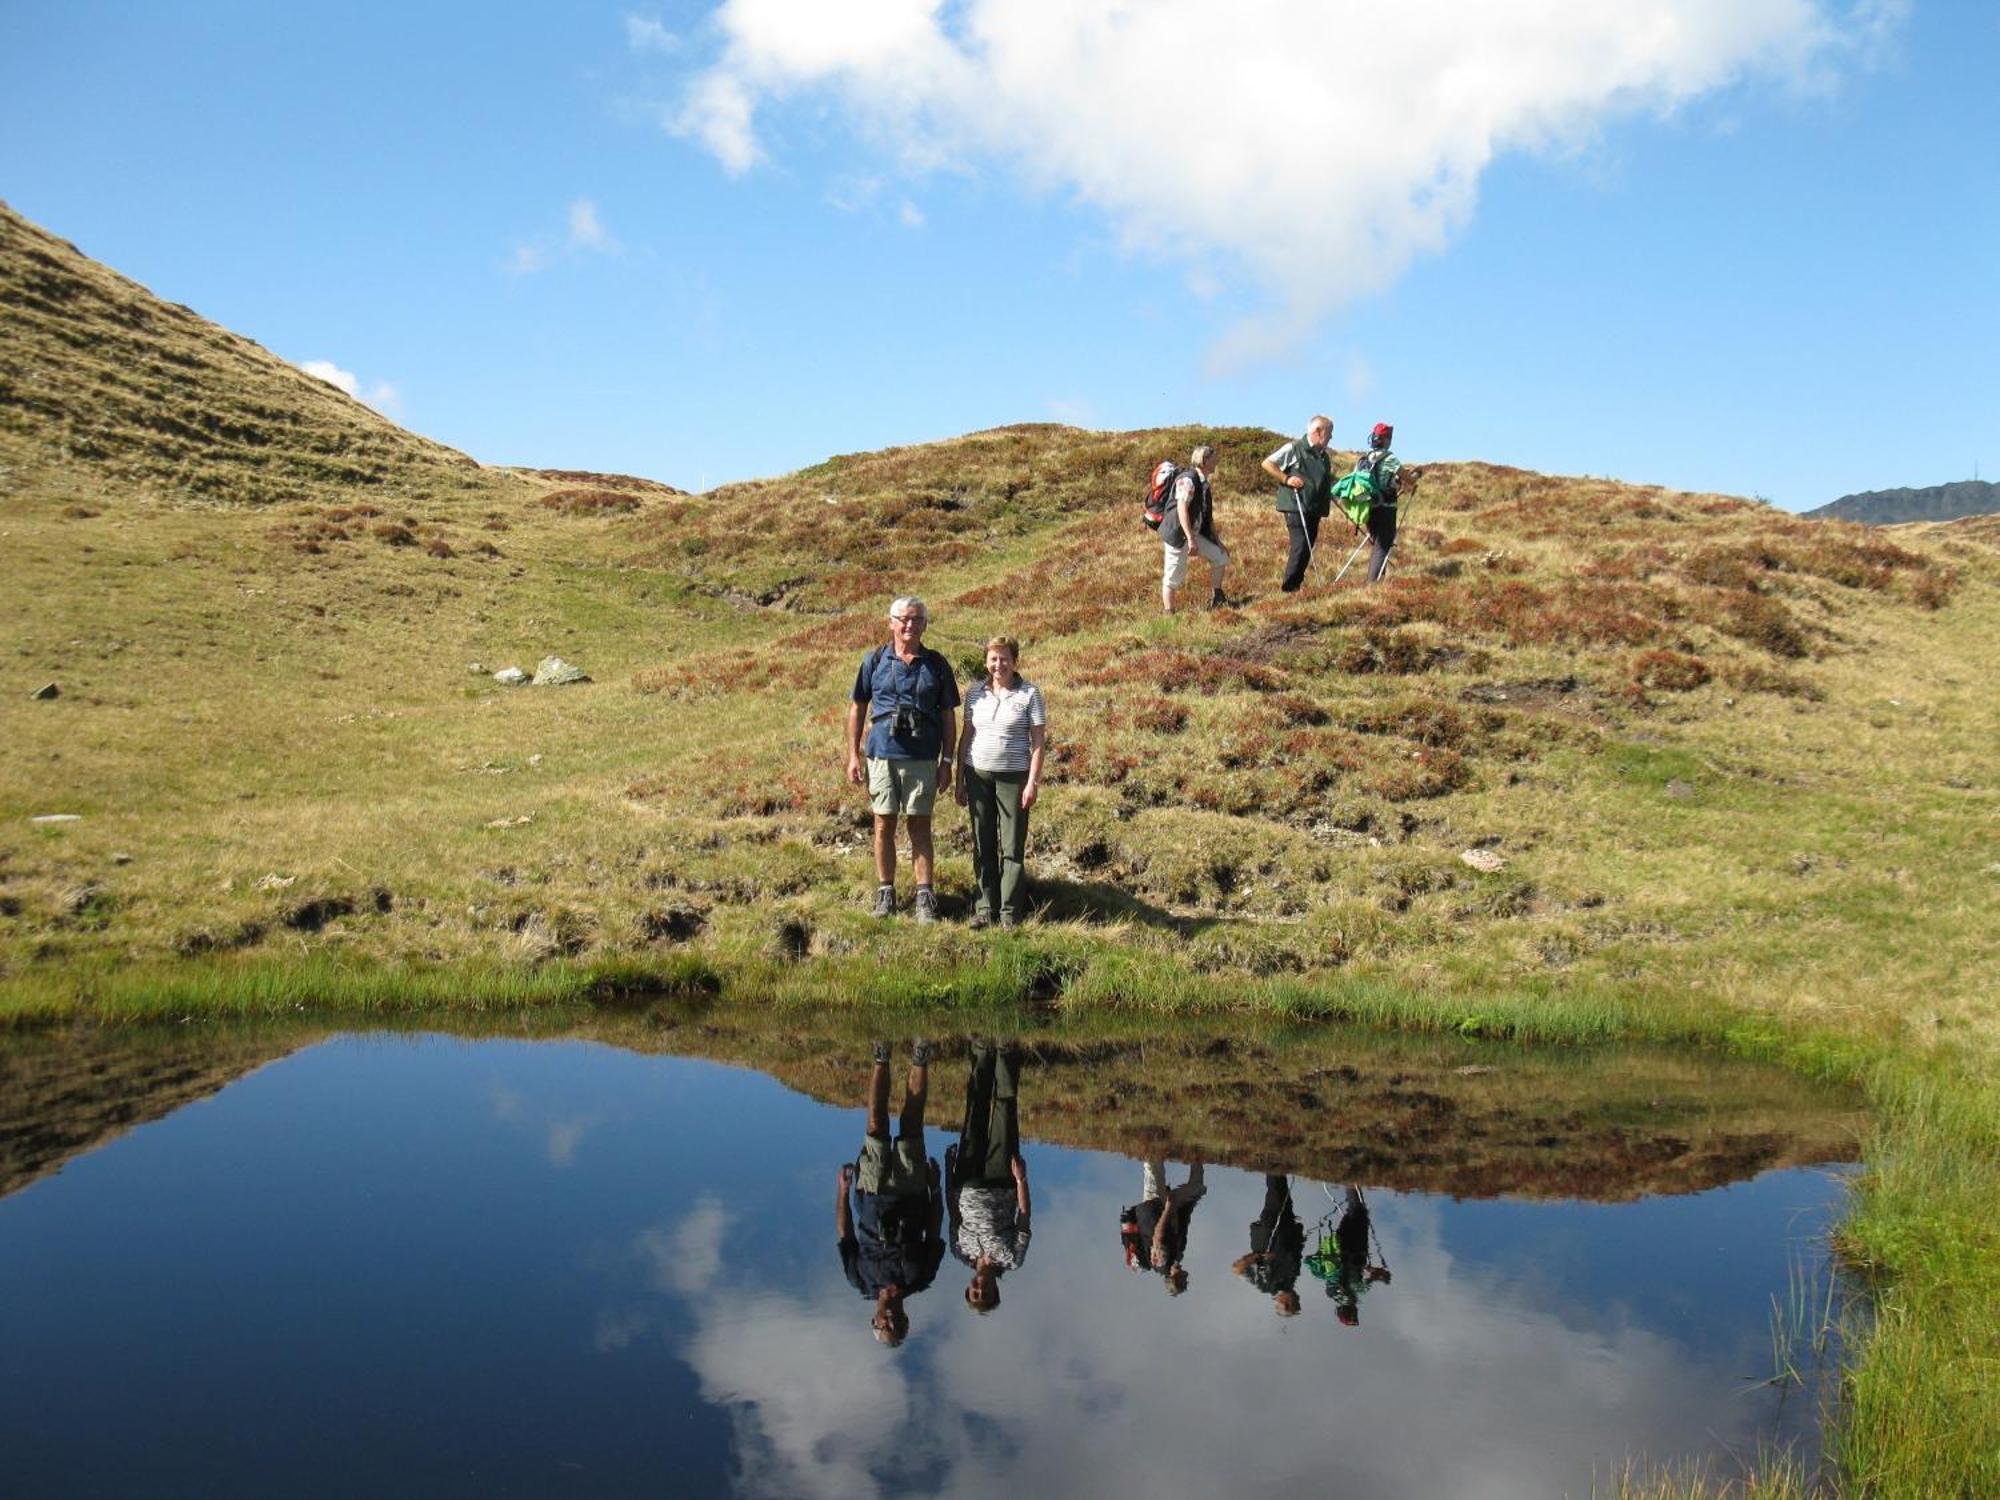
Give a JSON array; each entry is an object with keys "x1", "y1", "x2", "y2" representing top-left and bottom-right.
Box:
[{"x1": 621, "y1": 1161, "x2": 1796, "y2": 1499}]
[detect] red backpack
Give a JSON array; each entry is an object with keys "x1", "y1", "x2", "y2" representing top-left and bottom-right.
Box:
[{"x1": 1142, "y1": 459, "x2": 1181, "y2": 530}]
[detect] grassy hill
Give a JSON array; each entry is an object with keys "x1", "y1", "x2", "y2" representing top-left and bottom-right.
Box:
[
  {"x1": 0, "y1": 203, "x2": 1995, "y2": 1493},
  {"x1": 0, "y1": 200, "x2": 498, "y2": 509},
  {"x1": 1807, "y1": 478, "x2": 2000, "y2": 526}
]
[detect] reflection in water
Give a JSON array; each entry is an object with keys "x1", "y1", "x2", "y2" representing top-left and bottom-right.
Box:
[
  {"x1": 0, "y1": 1026, "x2": 1860, "y2": 1498},
  {"x1": 1303, "y1": 1184, "x2": 1394, "y2": 1325},
  {"x1": 839, "y1": 1041, "x2": 944, "y2": 1345},
  {"x1": 1122, "y1": 1160, "x2": 1207, "y2": 1294},
  {"x1": 1235, "y1": 1175, "x2": 1307, "y2": 1317},
  {"x1": 948, "y1": 1040, "x2": 1030, "y2": 1316}
]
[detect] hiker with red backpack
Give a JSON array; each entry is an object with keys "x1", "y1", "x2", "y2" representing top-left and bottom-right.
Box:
[
  {"x1": 1262, "y1": 415, "x2": 1336, "y2": 592},
  {"x1": 1156, "y1": 444, "x2": 1230, "y2": 613}
]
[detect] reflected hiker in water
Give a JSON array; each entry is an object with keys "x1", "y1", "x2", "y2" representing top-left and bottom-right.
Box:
[
  {"x1": 1306, "y1": 1185, "x2": 1393, "y2": 1326},
  {"x1": 1232, "y1": 1174, "x2": 1306, "y2": 1318},
  {"x1": 1120, "y1": 1159, "x2": 1207, "y2": 1294},
  {"x1": 836, "y1": 1040, "x2": 944, "y2": 1345},
  {"x1": 945, "y1": 1040, "x2": 1030, "y2": 1314}
]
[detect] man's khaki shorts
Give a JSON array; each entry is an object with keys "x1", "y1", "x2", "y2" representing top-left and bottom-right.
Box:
[
  {"x1": 868, "y1": 756, "x2": 938, "y2": 817},
  {"x1": 858, "y1": 1133, "x2": 929, "y2": 1196}
]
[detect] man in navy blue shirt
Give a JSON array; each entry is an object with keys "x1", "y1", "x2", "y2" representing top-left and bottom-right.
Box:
[
  {"x1": 837, "y1": 1040, "x2": 944, "y2": 1345},
  {"x1": 846, "y1": 595, "x2": 961, "y2": 921}
]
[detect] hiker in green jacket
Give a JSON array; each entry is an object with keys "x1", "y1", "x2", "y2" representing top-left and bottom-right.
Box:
[
  {"x1": 1356, "y1": 422, "x2": 1413, "y2": 584},
  {"x1": 1262, "y1": 415, "x2": 1335, "y2": 592}
]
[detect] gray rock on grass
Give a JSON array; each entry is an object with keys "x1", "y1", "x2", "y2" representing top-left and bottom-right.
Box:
[
  {"x1": 532, "y1": 656, "x2": 590, "y2": 686},
  {"x1": 493, "y1": 667, "x2": 529, "y2": 686},
  {"x1": 31, "y1": 683, "x2": 59, "y2": 700}
]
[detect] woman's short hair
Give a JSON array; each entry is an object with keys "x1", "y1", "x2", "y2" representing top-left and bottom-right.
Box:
[{"x1": 984, "y1": 635, "x2": 1020, "y2": 661}]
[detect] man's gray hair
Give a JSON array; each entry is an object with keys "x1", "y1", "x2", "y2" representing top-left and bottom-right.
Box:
[
  {"x1": 1190, "y1": 444, "x2": 1216, "y2": 467},
  {"x1": 889, "y1": 595, "x2": 928, "y2": 621}
]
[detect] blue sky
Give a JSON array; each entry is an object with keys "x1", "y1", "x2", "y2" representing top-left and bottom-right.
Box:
[{"x1": 2, "y1": 2, "x2": 1994, "y2": 510}]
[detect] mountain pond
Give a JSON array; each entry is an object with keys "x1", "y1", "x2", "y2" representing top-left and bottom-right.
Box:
[{"x1": 0, "y1": 1011, "x2": 1866, "y2": 1498}]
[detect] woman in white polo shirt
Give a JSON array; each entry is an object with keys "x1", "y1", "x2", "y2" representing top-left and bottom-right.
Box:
[{"x1": 952, "y1": 636, "x2": 1047, "y2": 929}]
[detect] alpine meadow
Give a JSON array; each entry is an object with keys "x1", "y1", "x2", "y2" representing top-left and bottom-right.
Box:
[{"x1": 1, "y1": 181, "x2": 1996, "y2": 1500}]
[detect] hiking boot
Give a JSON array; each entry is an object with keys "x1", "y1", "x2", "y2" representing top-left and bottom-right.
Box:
[
  {"x1": 967, "y1": 911, "x2": 992, "y2": 931},
  {"x1": 911, "y1": 1039, "x2": 932, "y2": 1067},
  {"x1": 870, "y1": 885, "x2": 896, "y2": 919},
  {"x1": 871, "y1": 1040, "x2": 893, "y2": 1066},
  {"x1": 998, "y1": 913, "x2": 1018, "y2": 931},
  {"x1": 913, "y1": 886, "x2": 939, "y2": 924},
  {"x1": 1209, "y1": 587, "x2": 1229, "y2": 609}
]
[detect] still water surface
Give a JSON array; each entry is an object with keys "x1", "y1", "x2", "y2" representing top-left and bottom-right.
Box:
[{"x1": 0, "y1": 1028, "x2": 1857, "y2": 1498}]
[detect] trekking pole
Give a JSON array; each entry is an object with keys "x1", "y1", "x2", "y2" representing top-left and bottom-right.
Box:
[{"x1": 1336, "y1": 532, "x2": 1368, "y2": 584}]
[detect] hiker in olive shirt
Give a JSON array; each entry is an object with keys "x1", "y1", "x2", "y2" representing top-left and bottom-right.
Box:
[
  {"x1": 1262, "y1": 415, "x2": 1336, "y2": 593},
  {"x1": 1232, "y1": 1174, "x2": 1305, "y2": 1318}
]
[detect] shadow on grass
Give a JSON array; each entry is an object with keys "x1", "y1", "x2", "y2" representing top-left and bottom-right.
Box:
[{"x1": 1025, "y1": 875, "x2": 1219, "y2": 937}]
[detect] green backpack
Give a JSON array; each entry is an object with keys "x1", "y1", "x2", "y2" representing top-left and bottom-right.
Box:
[{"x1": 1331, "y1": 468, "x2": 1377, "y2": 529}]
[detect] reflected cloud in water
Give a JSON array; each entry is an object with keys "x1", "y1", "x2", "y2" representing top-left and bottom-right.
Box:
[{"x1": 622, "y1": 1044, "x2": 1835, "y2": 1500}]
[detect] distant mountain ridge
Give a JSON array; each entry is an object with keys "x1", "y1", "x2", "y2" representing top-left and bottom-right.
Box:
[{"x1": 1807, "y1": 479, "x2": 2000, "y2": 526}]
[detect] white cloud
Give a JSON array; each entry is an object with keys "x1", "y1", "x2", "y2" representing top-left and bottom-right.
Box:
[
  {"x1": 824, "y1": 174, "x2": 883, "y2": 213},
  {"x1": 508, "y1": 242, "x2": 553, "y2": 276},
  {"x1": 507, "y1": 199, "x2": 621, "y2": 276},
  {"x1": 299, "y1": 360, "x2": 402, "y2": 418},
  {"x1": 299, "y1": 359, "x2": 358, "y2": 397},
  {"x1": 625, "y1": 14, "x2": 680, "y2": 54},
  {"x1": 674, "y1": 0, "x2": 1902, "y2": 364},
  {"x1": 898, "y1": 198, "x2": 925, "y2": 229},
  {"x1": 1344, "y1": 353, "x2": 1376, "y2": 405},
  {"x1": 567, "y1": 196, "x2": 618, "y2": 252},
  {"x1": 635, "y1": 1198, "x2": 732, "y2": 1295},
  {"x1": 546, "y1": 1119, "x2": 588, "y2": 1166}
]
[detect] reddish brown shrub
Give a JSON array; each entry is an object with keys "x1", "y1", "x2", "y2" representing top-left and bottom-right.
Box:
[
  {"x1": 1721, "y1": 662, "x2": 1824, "y2": 700},
  {"x1": 1269, "y1": 692, "x2": 1330, "y2": 727},
  {"x1": 634, "y1": 650, "x2": 822, "y2": 699},
  {"x1": 372, "y1": 522, "x2": 416, "y2": 546},
  {"x1": 1354, "y1": 698, "x2": 1470, "y2": 748},
  {"x1": 539, "y1": 488, "x2": 642, "y2": 514},
  {"x1": 778, "y1": 614, "x2": 887, "y2": 653},
  {"x1": 1365, "y1": 747, "x2": 1470, "y2": 801},
  {"x1": 1333, "y1": 629, "x2": 1450, "y2": 676},
  {"x1": 1632, "y1": 649, "x2": 1711, "y2": 692},
  {"x1": 424, "y1": 536, "x2": 455, "y2": 559},
  {"x1": 1908, "y1": 569, "x2": 1957, "y2": 610},
  {"x1": 1722, "y1": 593, "x2": 1810, "y2": 658},
  {"x1": 1125, "y1": 697, "x2": 1188, "y2": 734}
]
